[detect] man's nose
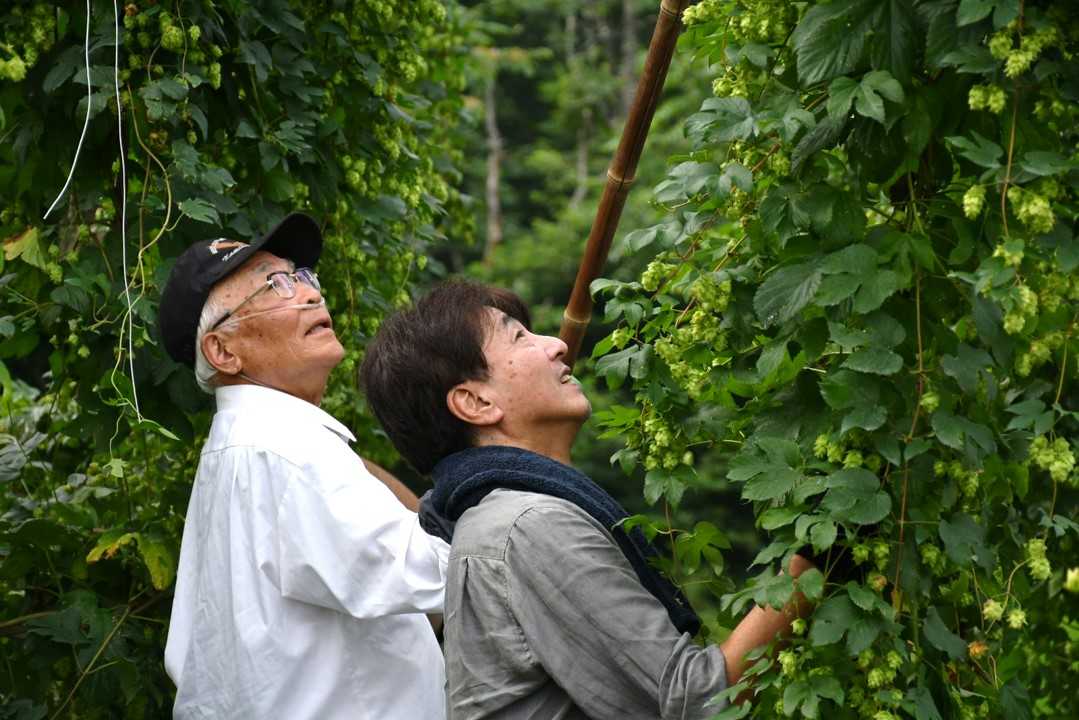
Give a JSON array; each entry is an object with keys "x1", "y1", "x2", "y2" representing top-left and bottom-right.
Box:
[
  {"x1": 543, "y1": 333, "x2": 568, "y2": 360},
  {"x1": 297, "y1": 278, "x2": 322, "y2": 303}
]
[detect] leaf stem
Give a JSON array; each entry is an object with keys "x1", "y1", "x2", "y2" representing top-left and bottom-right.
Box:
[
  {"x1": 49, "y1": 606, "x2": 132, "y2": 720},
  {"x1": 999, "y1": 0, "x2": 1024, "y2": 237},
  {"x1": 1053, "y1": 312, "x2": 1076, "y2": 406}
]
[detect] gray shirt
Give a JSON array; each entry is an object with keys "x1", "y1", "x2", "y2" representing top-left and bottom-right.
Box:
[{"x1": 444, "y1": 489, "x2": 728, "y2": 720}]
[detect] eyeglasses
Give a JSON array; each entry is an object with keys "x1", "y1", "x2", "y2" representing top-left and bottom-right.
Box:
[{"x1": 210, "y1": 267, "x2": 320, "y2": 331}]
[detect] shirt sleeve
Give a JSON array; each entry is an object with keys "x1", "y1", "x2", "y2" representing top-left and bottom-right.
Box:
[
  {"x1": 504, "y1": 502, "x2": 728, "y2": 720},
  {"x1": 269, "y1": 453, "x2": 450, "y2": 618}
]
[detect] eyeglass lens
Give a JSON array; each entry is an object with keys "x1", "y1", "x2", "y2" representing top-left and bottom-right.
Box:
[{"x1": 269, "y1": 268, "x2": 319, "y2": 298}]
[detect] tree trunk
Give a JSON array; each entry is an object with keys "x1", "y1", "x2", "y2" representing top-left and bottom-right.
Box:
[
  {"x1": 620, "y1": 0, "x2": 637, "y2": 117},
  {"x1": 566, "y1": 4, "x2": 590, "y2": 209},
  {"x1": 570, "y1": 106, "x2": 592, "y2": 209},
  {"x1": 483, "y1": 71, "x2": 503, "y2": 266}
]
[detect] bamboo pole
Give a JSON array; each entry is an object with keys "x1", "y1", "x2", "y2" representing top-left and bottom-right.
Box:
[{"x1": 558, "y1": 0, "x2": 690, "y2": 366}]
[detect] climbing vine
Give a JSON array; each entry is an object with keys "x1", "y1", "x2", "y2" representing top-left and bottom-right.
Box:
[
  {"x1": 594, "y1": 1, "x2": 1078, "y2": 718},
  {"x1": 0, "y1": 1, "x2": 469, "y2": 716}
]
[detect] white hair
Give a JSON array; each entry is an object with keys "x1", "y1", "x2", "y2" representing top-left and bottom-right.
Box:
[{"x1": 194, "y1": 288, "x2": 230, "y2": 394}]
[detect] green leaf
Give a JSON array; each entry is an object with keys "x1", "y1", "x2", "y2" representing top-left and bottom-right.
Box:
[
  {"x1": 821, "y1": 243, "x2": 878, "y2": 275},
  {"x1": 904, "y1": 686, "x2": 943, "y2": 720},
  {"x1": 855, "y1": 81, "x2": 886, "y2": 124},
  {"x1": 178, "y1": 198, "x2": 221, "y2": 225},
  {"x1": 596, "y1": 346, "x2": 650, "y2": 390},
  {"x1": 86, "y1": 529, "x2": 138, "y2": 563},
  {"x1": 846, "y1": 582, "x2": 878, "y2": 611},
  {"x1": 924, "y1": 606, "x2": 967, "y2": 659},
  {"x1": 27, "y1": 606, "x2": 85, "y2": 646},
  {"x1": 862, "y1": 70, "x2": 905, "y2": 103},
  {"x1": 1019, "y1": 151, "x2": 1074, "y2": 177},
  {"x1": 842, "y1": 347, "x2": 903, "y2": 375},
  {"x1": 1000, "y1": 679, "x2": 1032, "y2": 720},
  {"x1": 846, "y1": 616, "x2": 882, "y2": 654},
  {"x1": 810, "y1": 595, "x2": 856, "y2": 646},
  {"x1": 791, "y1": 0, "x2": 916, "y2": 85},
  {"x1": 755, "y1": 262, "x2": 822, "y2": 327},
  {"x1": 644, "y1": 469, "x2": 687, "y2": 506},
  {"x1": 701, "y1": 97, "x2": 759, "y2": 142},
  {"x1": 783, "y1": 680, "x2": 811, "y2": 717},
  {"x1": 791, "y1": 115, "x2": 848, "y2": 176},
  {"x1": 822, "y1": 469, "x2": 891, "y2": 525},
  {"x1": 841, "y1": 404, "x2": 888, "y2": 434},
  {"x1": 756, "y1": 340, "x2": 788, "y2": 378},
  {"x1": 865, "y1": 311, "x2": 906, "y2": 347},
  {"x1": 820, "y1": 369, "x2": 880, "y2": 409},
  {"x1": 939, "y1": 45, "x2": 998, "y2": 73},
  {"x1": 930, "y1": 410, "x2": 965, "y2": 450},
  {"x1": 743, "y1": 468, "x2": 801, "y2": 501},
  {"x1": 2, "y1": 227, "x2": 48, "y2": 271},
  {"x1": 826, "y1": 76, "x2": 859, "y2": 120},
  {"x1": 946, "y1": 132, "x2": 1003, "y2": 168},
  {"x1": 815, "y1": 274, "x2": 862, "y2": 305},
  {"x1": 852, "y1": 269, "x2": 900, "y2": 312},
  {"x1": 760, "y1": 506, "x2": 802, "y2": 530},
  {"x1": 941, "y1": 343, "x2": 993, "y2": 393},
  {"x1": 708, "y1": 702, "x2": 751, "y2": 720},
  {"x1": 752, "y1": 540, "x2": 790, "y2": 567},
  {"x1": 956, "y1": 0, "x2": 995, "y2": 26},
  {"x1": 797, "y1": 567, "x2": 825, "y2": 601},
  {"x1": 810, "y1": 520, "x2": 837, "y2": 553},
  {"x1": 939, "y1": 513, "x2": 993, "y2": 570},
  {"x1": 136, "y1": 534, "x2": 176, "y2": 590}
]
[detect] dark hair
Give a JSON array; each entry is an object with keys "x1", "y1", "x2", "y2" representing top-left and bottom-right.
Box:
[{"x1": 360, "y1": 280, "x2": 531, "y2": 474}]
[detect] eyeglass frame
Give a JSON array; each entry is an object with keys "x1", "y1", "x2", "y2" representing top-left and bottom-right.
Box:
[{"x1": 209, "y1": 267, "x2": 321, "y2": 331}]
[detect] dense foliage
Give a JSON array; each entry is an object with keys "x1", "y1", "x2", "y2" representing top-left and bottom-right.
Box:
[
  {"x1": 0, "y1": 1, "x2": 469, "y2": 716},
  {"x1": 592, "y1": 1, "x2": 1079, "y2": 718}
]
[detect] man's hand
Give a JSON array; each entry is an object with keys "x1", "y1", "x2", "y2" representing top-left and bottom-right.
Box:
[
  {"x1": 362, "y1": 458, "x2": 420, "y2": 512},
  {"x1": 719, "y1": 553, "x2": 816, "y2": 687}
]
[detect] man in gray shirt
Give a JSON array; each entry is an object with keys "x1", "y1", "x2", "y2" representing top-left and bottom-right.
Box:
[{"x1": 361, "y1": 281, "x2": 815, "y2": 719}]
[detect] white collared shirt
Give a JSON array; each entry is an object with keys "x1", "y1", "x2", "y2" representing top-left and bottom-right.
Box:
[{"x1": 165, "y1": 385, "x2": 450, "y2": 719}]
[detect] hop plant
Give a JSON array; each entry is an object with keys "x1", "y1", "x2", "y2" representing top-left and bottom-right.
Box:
[
  {"x1": 962, "y1": 185, "x2": 985, "y2": 219},
  {"x1": 988, "y1": 30, "x2": 1013, "y2": 59},
  {"x1": 1066, "y1": 568, "x2": 1079, "y2": 594},
  {"x1": 1007, "y1": 186, "x2": 1056, "y2": 235},
  {"x1": 161, "y1": 23, "x2": 185, "y2": 52},
  {"x1": 983, "y1": 599, "x2": 1004, "y2": 622},
  {"x1": 853, "y1": 543, "x2": 871, "y2": 564},
  {"x1": 920, "y1": 391, "x2": 940, "y2": 413},
  {"x1": 992, "y1": 241, "x2": 1024, "y2": 268},
  {"x1": 1029, "y1": 436, "x2": 1076, "y2": 484},
  {"x1": 641, "y1": 260, "x2": 673, "y2": 293},
  {"x1": 1007, "y1": 608, "x2": 1027, "y2": 629},
  {"x1": 985, "y1": 85, "x2": 1007, "y2": 113},
  {"x1": 779, "y1": 649, "x2": 798, "y2": 676},
  {"x1": 814, "y1": 434, "x2": 830, "y2": 459},
  {"x1": 921, "y1": 543, "x2": 945, "y2": 575}
]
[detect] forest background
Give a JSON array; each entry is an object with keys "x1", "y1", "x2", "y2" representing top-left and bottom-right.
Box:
[{"x1": 1, "y1": 1, "x2": 1077, "y2": 719}]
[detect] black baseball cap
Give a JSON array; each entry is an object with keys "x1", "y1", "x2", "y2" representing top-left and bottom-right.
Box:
[{"x1": 158, "y1": 212, "x2": 323, "y2": 367}]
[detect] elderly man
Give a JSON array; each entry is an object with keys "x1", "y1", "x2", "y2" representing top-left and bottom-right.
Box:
[
  {"x1": 361, "y1": 280, "x2": 816, "y2": 720},
  {"x1": 158, "y1": 213, "x2": 450, "y2": 719}
]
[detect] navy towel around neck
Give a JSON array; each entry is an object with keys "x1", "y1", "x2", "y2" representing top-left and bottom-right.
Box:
[{"x1": 421, "y1": 445, "x2": 701, "y2": 636}]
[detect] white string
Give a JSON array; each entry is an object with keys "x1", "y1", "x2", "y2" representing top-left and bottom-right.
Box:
[
  {"x1": 42, "y1": 0, "x2": 93, "y2": 221},
  {"x1": 113, "y1": 0, "x2": 139, "y2": 417}
]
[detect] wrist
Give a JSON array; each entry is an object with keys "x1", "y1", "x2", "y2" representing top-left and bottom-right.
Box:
[{"x1": 788, "y1": 553, "x2": 814, "y2": 579}]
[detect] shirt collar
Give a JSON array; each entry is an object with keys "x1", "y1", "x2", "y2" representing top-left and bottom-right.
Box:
[{"x1": 213, "y1": 384, "x2": 357, "y2": 443}]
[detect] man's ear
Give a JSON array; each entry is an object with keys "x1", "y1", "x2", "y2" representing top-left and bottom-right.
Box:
[
  {"x1": 446, "y1": 381, "x2": 503, "y2": 427},
  {"x1": 201, "y1": 331, "x2": 242, "y2": 377}
]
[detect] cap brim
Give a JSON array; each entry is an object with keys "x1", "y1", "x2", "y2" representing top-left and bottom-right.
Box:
[{"x1": 251, "y1": 212, "x2": 323, "y2": 269}]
